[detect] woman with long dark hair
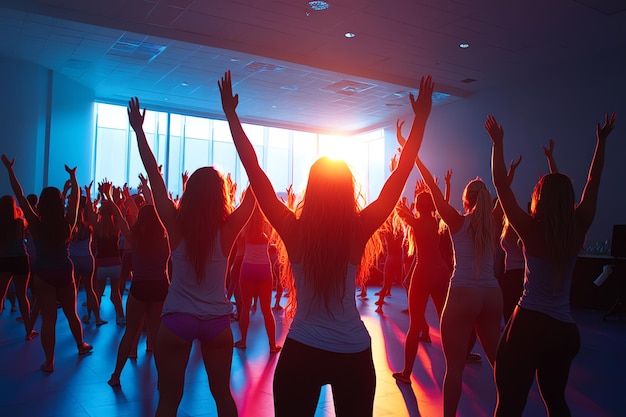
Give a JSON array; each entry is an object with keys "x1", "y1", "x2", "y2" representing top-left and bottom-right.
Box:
[
  {"x1": 107, "y1": 198, "x2": 170, "y2": 387},
  {"x1": 219, "y1": 70, "x2": 433, "y2": 416},
  {"x1": 127, "y1": 97, "x2": 254, "y2": 417},
  {"x1": 2, "y1": 155, "x2": 92, "y2": 372},
  {"x1": 0, "y1": 194, "x2": 36, "y2": 339},
  {"x1": 487, "y1": 113, "x2": 616, "y2": 416}
]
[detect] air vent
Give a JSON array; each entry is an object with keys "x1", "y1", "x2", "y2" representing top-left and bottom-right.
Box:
[
  {"x1": 461, "y1": 78, "x2": 476, "y2": 83},
  {"x1": 107, "y1": 38, "x2": 166, "y2": 63},
  {"x1": 322, "y1": 79, "x2": 376, "y2": 95},
  {"x1": 243, "y1": 61, "x2": 284, "y2": 72}
]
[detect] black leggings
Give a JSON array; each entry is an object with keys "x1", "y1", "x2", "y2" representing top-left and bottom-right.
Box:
[
  {"x1": 495, "y1": 307, "x2": 580, "y2": 417},
  {"x1": 273, "y1": 338, "x2": 376, "y2": 417}
]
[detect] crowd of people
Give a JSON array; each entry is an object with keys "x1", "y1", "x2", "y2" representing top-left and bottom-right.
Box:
[{"x1": 0, "y1": 69, "x2": 617, "y2": 417}]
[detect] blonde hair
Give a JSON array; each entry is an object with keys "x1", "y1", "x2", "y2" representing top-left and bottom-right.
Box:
[{"x1": 462, "y1": 179, "x2": 494, "y2": 268}]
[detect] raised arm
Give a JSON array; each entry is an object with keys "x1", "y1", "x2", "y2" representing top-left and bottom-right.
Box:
[
  {"x1": 104, "y1": 199, "x2": 131, "y2": 239},
  {"x1": 414, "y1": 157, "x2": 464, "y2": 232},
  {"x1": 359, "y1": 76, "x2": 434, "y2": 238},
  {"x1": 1, "y1": 155, "x2": 38, "y2": 225},
  {"x1": 127, "y1": 97, "x2": 177, "y2": 231},
  {"x1": 121, "y1": 185, "x2": 139, "y2": 227},
  {"x1": 444, "y1": 169, "x2": 452, "y2": 203},
  {"x1": 137, "y1": 173, "x2": 154, "y2": 206},
  {"x1": 486, "y1": 115, "x2": 533, "y2": 240},
  {"x1": 83, "y1": 181, "x2": 98, "y2": 226},
  {"x1": 219, "y1": 71, "x2": 292, "y2": 236},
  {"x1": 542, "y1": 139, "x2": 559, "y2": 174},
  {"x1": 220, "y1": 185, "x2": 255, "y2": 255},
  {"x1": 64, "y1": 164, "x2": 80, "y2": 231},
  {"x1": 575, "y1": 113, "x2": 616, "y2": 230}
]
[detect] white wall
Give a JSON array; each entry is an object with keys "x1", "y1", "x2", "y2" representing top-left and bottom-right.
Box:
[{"x1": 0, "y1": 58, "x2": 95, "y2": 198}]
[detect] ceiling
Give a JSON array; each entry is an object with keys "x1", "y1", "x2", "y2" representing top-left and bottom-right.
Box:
[{"x1": 0, "y1": 0, "x2": 625, "y2": 135}]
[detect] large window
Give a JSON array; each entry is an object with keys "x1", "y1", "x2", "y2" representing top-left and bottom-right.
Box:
[{"x1": 94, "y1": 103, "x2": 384, "y2": 203}]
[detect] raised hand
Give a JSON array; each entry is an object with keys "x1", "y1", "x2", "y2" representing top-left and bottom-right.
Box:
[
  {"x1": 390, "y1": 154, "x2": 399, "y2": 172},
  {"x1": 84, "y1": 181, "x2": 93, "y2": 197},
  {"x1": 409, "y1": 75, "x2": 434, "y2": 119},
  {"x1": 64, "y1": 164, "x2": 77, "y2": 176},
  {"x1": 485, "y1": 115, "x2": 504, "y2": 145},
  {"x1": 507, "y1": 155, "x2": 523, "y2": 184},
  {"x1": 1, "y1": 154, "x2": 15, "y2": 169},
  {"x1": 396, "y1": 119, "x2": 406, "y2": 147},
  {"x1": 122, "y1": 183, "x2": 131, "y2": 201},
  {"x1": 597, "y1": 112, "x2": 617, "y2": 142},
  {"x1": 218, "y1": 70, "x2": 239, "y2": 115},
  {"x1": 542, "y1": 139, "x2": 555, "y2": 159},
  {"x1": 98, "y1": 179, "x2": 113, "y2": 201},
  {"x1": 444, "y1": 169, "x2": 452, "y2": 185},
  {"x1": 509, "y1": 155, "x2": 522, "y2": 172},
  {"x1": 127, "y1": 97, "x2": 146, "y2": 133}
]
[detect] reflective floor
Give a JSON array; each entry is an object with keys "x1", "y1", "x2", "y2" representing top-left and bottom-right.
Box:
[{"x1": 1, "y1": 284, "x2": 624, "y2": 416}]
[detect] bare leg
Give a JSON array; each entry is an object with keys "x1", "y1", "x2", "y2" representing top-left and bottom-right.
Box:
[
  {"x1": 474, "y1": 287, "x2": 503, "y2": 366},
  {"x1": 109, "y1": 294, "x2": 147, "y2": 386},
  {"x1": 258, "y1": 279, "x2": 280, "y2": 352},
  {"x1": 57, "y1": 279, "x2": 89, "y2": 352},
  {"x1": 235, "y1": 279, "x2": 252, "y2": 348},
  {"x1": 201, "y1": 327, "x2": 238, "y2": 417},
  {"x1": 440, "y1": 287, "x2": 481, "y2": 417},
  {"x1": 34, "y1": 276, "x2": 58, "y2": 371},
  {"x1": 13, "y1": 274, "x2": 34, "y2": 336},
  {"x1": 155, "y1": 324, "x2": 193, "y2": 417},
  {"x1": 110, "y1": 277, "x2": 125, "y2": 323}
]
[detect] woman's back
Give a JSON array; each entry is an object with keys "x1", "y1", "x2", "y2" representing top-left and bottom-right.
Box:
[{"x1": 164, "y1": 238, "x2": 232, "y2": 319}]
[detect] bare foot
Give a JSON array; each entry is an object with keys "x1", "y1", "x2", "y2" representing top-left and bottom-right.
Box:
[
  {"x1": 40, "y1": 362, "x2": 54, "y2": 373},
  {"x1": 108, "y1": 374, "x2": 121, "y2": 387},
  {"x1": 234, "y1": 340, "x2": 246, "y2": 348},
  {"x1": 26, "y1": 329, "x2": 39, "y2": 341},
  {"x1": 392, "y1": 371, "x2": 411, "y2": 384}
]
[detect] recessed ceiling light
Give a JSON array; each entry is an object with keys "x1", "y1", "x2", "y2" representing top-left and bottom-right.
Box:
[
  {"x1": 309, "y1": 1, "x2": 329, "y2": 11},
  {"x1": 345, "y1": 32, "x2": 356, "y2": 38},
  {"x1": 164, "y1": 98, "x2": 169, "y2": 101},
  {"x1": 459, "y1": 43, "x2": 470, "y2": 49},
  {"x1": 230, "y1": 58, "x2": 240, "y2": 62},
  {"x1": 181, "y1": 82, "x2": 189, "y2": 87}
]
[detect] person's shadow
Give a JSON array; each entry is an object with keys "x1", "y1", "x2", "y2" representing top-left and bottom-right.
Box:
[{"x1": 395, "y1": 382, "x2": 421, "y2": 417}]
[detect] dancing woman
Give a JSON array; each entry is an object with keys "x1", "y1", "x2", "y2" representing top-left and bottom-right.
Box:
[
  {"x1": 127, "y1": 97, "x2": 254, "y2": 417},
  {"x1": 219, "y1": 70, "x2": 434, "y2": 416},
  {"x1": 487, "y1": 113, "x2": 616, "y2": 416}
]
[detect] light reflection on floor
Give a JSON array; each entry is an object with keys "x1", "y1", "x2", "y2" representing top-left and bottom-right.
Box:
[{"x1": 0, "y1": 285, "x2": 624, "y2": 416}]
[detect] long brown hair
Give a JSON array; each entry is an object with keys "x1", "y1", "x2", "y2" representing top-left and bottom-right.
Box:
[
  {"x1": 130, "y1": 205, "x2": 167, "y2": 256},
  {"x1": 37, "y1": 187, "x2": 72, "y2": 248},
  {"x1": 295, "y1": 157, "x2": 383, "y2": 313},
  {"x1": 530, "y1": 173, "x2": 578, "y2": 263},
  {"x1": 176, "y1": 167, "x2": 231, "y2": 282}
]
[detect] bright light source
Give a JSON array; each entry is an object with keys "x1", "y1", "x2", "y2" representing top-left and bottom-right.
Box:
[
  {"x1": 345, "y1": 32, "x2": 356, "y2": 38},
  {"x1": 309, "y1": 1, "x2": 329, "y2": 11},
  {"x1": 459, "y1": 43, "x2": 470, "y2": 49}
]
